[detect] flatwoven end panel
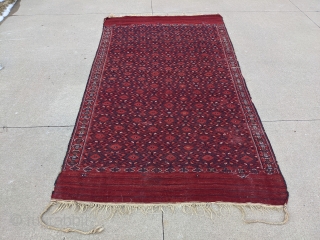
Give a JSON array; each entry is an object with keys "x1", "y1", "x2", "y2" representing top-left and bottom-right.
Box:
[{"x1": 43, "y1": 15, "x2": 289, "y2": 233}]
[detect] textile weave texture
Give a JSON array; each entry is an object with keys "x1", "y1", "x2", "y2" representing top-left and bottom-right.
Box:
[{"x1": 52, "y1": 15, "x2": 288, "y2": 206}]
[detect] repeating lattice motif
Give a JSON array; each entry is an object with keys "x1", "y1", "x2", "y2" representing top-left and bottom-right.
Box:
[{"x1": 65, "y1": 24, "x2": 279, "y2": 177}]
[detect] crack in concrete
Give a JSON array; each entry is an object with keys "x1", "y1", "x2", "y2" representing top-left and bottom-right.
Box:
[
  {"x1": 289, "y1": 0, "x2": 320, "y2": 28},
  {"x1": 2, "y1": 125, "x2": 74, "y2": 130},
  {"x1": 1, "y1": 119, "x2": 320, "y2": 131},
  {"x1": 161, "y1": 211, "x2": 165, "y2": 240},
  {"x1": 11, "y1": 12, "x2": 154, "y2": 17},
  {"x1": 262, "y1": 119, "x2": 320, "y2": 123},
  {"x1": 11, "y1": 10, "x2": 320, "y2": 18},
  {"x1": 151, "y1": 0, "x2": 153, "y2": 15}
]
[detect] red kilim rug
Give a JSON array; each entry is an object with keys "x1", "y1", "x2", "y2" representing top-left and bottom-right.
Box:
[{"x1": 41, "y1": 15, "x2": 289, "y2": 234}]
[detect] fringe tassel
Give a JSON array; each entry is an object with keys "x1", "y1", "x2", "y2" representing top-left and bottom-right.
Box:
[
  {"x1": 236, "y1": 204, "x2": 289, "y2": 225},
  {"x1": 40, "y1": 200, "x2": 288, "y2": 234},
  {"x1": 39, "y1": 201, "x2": 103, "y2": 234}
]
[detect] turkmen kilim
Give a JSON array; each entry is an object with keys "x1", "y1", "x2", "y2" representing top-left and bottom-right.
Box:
[{"x1": 42, "y1": 15, "x2": 289, "y2": 234}]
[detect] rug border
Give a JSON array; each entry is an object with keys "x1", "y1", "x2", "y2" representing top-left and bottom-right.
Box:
[
  {"x1": 216, "y1": 21, "x2": 289, "y2": 194},
  {"x1": 57, "y1": 22, "x2": 112, "y2": 173}
]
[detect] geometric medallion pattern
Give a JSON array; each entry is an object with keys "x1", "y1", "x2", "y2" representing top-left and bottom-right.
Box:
[{"x1": 64, "y1": 23, "x2": 280, "y2": 178}]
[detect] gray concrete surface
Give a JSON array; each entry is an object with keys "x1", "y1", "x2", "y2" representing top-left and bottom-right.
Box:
[{"x1": 0, "y1": 0, "x2": 319, "y2": 239}]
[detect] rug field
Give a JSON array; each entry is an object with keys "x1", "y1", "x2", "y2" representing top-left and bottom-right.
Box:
[{"x1": 42, "y1": 15, "x2": 289, "y2": 234}]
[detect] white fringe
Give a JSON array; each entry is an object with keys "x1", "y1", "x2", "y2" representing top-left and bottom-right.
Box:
[{"x1": 39, "y1": 200, "x2": 289, "y2": 234}]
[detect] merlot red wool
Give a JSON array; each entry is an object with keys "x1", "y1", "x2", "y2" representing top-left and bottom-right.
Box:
[{"x1": 52, "y1": 15, "x2": 288, "y2": 207}]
